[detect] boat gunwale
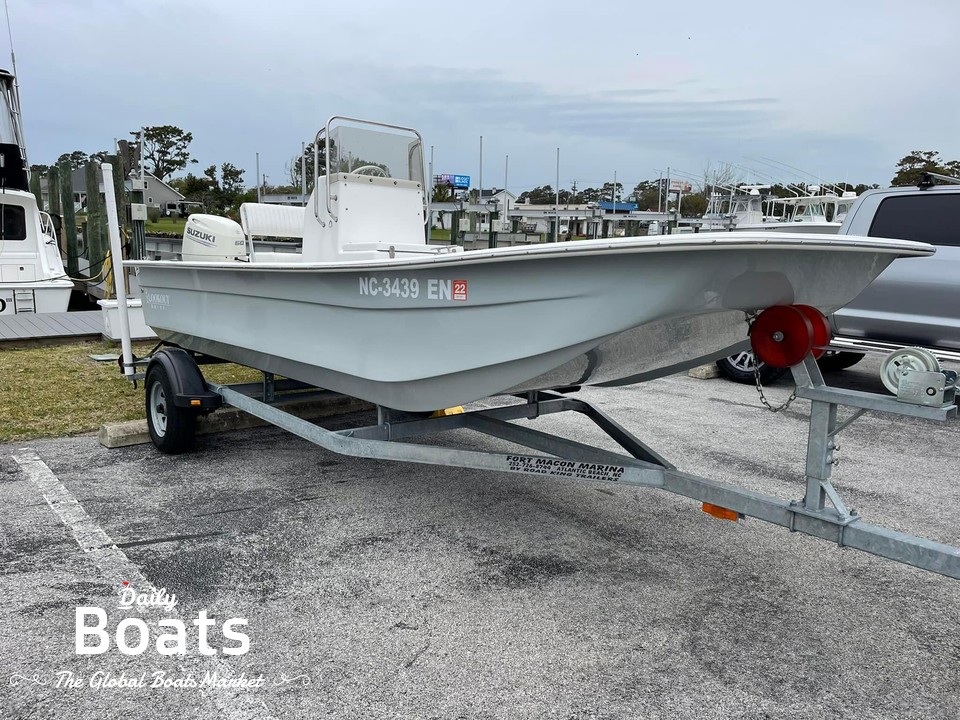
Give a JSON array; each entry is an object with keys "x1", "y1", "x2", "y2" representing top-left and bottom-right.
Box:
[{"x1": 125, "y1": 231, "x2": 934, "y2": 274}]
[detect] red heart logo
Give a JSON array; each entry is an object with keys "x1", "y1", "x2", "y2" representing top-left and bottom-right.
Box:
[{"x1": 122, "y1": 581, "x2": 129, "y2": 586}]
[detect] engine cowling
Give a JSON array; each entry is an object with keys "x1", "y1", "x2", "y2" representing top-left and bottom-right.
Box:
[{"x1": 181, "y1": 214, "x2": 247, "y2": 262}]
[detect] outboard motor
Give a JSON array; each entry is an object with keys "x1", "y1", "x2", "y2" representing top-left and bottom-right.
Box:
[{"x1": 181, "y1": 214, "x2": 247, "y2": 262}]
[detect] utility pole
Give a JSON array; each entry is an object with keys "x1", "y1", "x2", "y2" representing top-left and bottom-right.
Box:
[
  {"x1": 554, "y1": 147, "x2": 560, "y2": 243},
  {"x1": 665, "y1": 166, "x2": 671, "y2": 234},
  {"x1": 503, "y1": 154, "x2": 509, "y2": 238},
  {"x1": 478, "y1": 135, "x2": 483, "y2": 207},
  {"x1": 256, "y1": 152, "x2": 261, "y2": 203},
  {"x1": 611, "y1": 170, "x2": 618, "y2": 238},
  {"x1": 301, "y1": 141, "x2": 306, "y2": 206}
]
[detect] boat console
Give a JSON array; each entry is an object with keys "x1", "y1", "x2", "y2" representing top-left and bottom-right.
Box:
[{"x1": 181, "y1": 117, "x2": 462, "y2": 265}]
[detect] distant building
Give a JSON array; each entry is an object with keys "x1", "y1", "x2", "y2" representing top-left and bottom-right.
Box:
[
  {"x1": 478, "y1": 188, "x2": 517, "y2": 207},
  {"x1": 46, "y1": 169, "x2": 186, "y2": 214},
  {"x1": 261, "y1": 193, "x2": 307, "y2": 206}
]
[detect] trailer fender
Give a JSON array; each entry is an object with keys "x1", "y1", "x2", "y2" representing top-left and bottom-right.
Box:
[{"x1": 146, "y1": 348, "x2": 223, "y2": 412}]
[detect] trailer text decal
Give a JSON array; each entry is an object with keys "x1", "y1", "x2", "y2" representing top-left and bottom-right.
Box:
[
  {"x1": 359, "y1": 277, "x2": 468, "y2": 301},
  {"x1": 505, "y1": 456, "x2": 626, "y2": 482}
]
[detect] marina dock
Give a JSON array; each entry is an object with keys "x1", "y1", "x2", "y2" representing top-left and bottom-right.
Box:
[{"x1": 0, "y1": 310, "x2": 104, "y2": 346}]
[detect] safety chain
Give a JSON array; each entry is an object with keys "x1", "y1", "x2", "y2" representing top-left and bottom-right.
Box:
[{"x1": 755, "y1": 364, "x2": 797, "y2": 413}]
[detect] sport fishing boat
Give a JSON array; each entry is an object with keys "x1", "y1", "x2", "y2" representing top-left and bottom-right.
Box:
[
  {"x1": 128, "y1": 117, "x2": 932, "y2": 412},
  {"x1": 734, "y1": 190, "x2": 859, "y2": 235},
  {"x1": 0, "y1": 68, "x2": 71, "y2": 315}
]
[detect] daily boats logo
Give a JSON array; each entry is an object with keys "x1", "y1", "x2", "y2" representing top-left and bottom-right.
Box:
[
  {"x1": 7, "y1": 581, "x2": 311, "y2": 692},
  {"x1": 75, "y1": 581, "x2": 250, "y2": 657}
]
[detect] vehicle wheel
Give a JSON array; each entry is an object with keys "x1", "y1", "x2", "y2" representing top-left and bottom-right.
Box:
[
  {"x1": 878, "y1": 347, "x2": 941, "y2": 395},
  {"x1": 145, "y1": 364, "x2": 197, "y2": 454},
  {"x1": 716, "y1": 351, "x2": 788, "y2": 384},
  {"x1": 816, "y1": 351, "x2": 865, "y2": 372}
]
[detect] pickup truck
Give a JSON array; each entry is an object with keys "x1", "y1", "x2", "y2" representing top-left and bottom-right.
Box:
[{"x1": 717, "y1": 175, "x2": 960, "y2": 384}]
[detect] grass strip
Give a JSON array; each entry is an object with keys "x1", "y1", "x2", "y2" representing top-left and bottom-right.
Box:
[{"x1": 0, "y1": 340, "x2": 260, "y2": 442}]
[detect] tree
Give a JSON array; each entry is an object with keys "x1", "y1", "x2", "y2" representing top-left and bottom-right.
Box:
[
  {"x1": 133, "y1": 125, "x2": 196, "y2": 181},
  {"x1": 600, "y1": 181, "x2": 623, "y2": 203},
  {"x1": 517, "y1": 185, "x2": 557, "y2": 204},
  {"x1": 578, "y1": 187, "x2": 602, "y2": 203},
  {"x1": 678, "y1": 193, "x2": 707, "y2": 216},
  {"x1": 631, "y1": 180, "x2": 661, "y2": 210},
  {"x1": 431, "y1": 183, "x2": 452, "y2": 203},
  {"x1": 287, "y1": 140, "x2": 335, "y2": 193},
  {"x1": 195, "y1": 162, "x2": 247, "y2": 214},
  {"x1": 52, "y1": 150, "x2": 107, "y2": 170},
  {"x1": 221, "y1": 162, "x2": 245, "y2": 196},
  {"x1": 891, "y1": 150, "x2": 952, "y2": 187},
  {"x1": 168, "y1": 173, "x2": 211, "y2": 200}
]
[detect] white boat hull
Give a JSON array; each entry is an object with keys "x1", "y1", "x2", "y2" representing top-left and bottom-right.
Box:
[
  {"x1": 130, "y1": 233, "x2": 930, "y2": 411},
  {"x1": 0, "y1": 282, "x2": 72, "y2": 315}
]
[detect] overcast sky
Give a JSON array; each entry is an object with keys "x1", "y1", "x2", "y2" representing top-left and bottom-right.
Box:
[{"x1": 12, "y1": 0, "x2": 960, "y2": 193}]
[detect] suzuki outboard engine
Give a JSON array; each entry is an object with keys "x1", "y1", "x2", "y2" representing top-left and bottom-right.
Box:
[{"x1": 181, "y1": 214, "x2": 247, "y2": 262}]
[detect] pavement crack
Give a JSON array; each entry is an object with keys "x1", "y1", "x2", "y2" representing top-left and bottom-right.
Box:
[
  {"x1": 114, "y1": 531, "x2": 225, "y2": 548},
  {"x1": 403, "y1": 642, "x2": 430, "y2": 669},
  {"x1": 191, "y1": 505, "x2": 257, "y2": 517}
]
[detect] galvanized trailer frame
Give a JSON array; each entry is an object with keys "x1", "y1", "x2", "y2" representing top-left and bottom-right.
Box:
[{"x1": 175, "y1": 353, "x2": 959, "y2": 580}]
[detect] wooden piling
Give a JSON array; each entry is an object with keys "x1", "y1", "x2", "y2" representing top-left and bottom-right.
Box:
[
  {"x1": 59, "y1": 160, "x2": 79, "y2": 277},
  {"x1": 84, "y1": 161, "x2": 106, "y2": 282}
]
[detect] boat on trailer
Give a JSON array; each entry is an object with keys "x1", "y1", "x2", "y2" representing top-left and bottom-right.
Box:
[
  {"x1": 0, "y1": 69, "x2": 71, "y2": 315},
  {"x1": 103, "y1": 118, "x2": 959, "y2": 582},
  {"x1": 128, "y1": 117, "x2": 930, "y2": 412}
]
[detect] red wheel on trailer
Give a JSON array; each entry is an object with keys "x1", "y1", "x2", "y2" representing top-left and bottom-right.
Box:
[
  {"x1": 749, "y1": 305, "x2": 815, "y2": 368},
  {"x1": 792, "y1": 304, "x2": 833, "y2": 359}
]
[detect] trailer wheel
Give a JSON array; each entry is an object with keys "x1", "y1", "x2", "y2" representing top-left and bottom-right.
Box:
[
  {"x1": 816, "y1": 351, "x2": 865, "y2": 372},
  {"x1": 146, "y1": 364, "x2": 197, "y2": 454},
  {"x1": 716, "y1": 351, "x2": 787, "y2": 384}
]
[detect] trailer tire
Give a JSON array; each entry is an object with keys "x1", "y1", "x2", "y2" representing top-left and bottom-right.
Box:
[
  {"x1": 146, "y1": 364, "x2": 197, "y2": 454},
  {"x1": 716, "y1": 351, "x2": 787, "y2": 384},
  {"x1": 816, "y1": 351, "x2": 865, "y2": 372}
]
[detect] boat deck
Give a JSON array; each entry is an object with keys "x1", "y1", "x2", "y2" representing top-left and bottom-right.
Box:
[{"x1": 0, "y1": 310, "x2": 104, "y2": 346}]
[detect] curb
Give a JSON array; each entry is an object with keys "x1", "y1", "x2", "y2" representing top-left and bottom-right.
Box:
[{"x1": 99, "y1": 395, "x2": 374, "y2": 448}]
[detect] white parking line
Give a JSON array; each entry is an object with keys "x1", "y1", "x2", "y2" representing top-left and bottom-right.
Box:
[{"x1": 13, "y1": 449, "x2": 279, "y2": 720}]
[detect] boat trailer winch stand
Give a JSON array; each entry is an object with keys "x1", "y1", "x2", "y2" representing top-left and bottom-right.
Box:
[{"x1": 200, "y1": 353, "x2": 960, "y2": 581}]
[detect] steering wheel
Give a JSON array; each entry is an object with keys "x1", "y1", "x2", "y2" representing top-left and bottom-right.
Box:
[{"x1": 351, "y1": 165, "x2": 389, "y2": 177}]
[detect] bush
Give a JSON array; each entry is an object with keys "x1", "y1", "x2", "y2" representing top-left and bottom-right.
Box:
[{"x1": 147, "y1": 207, "x2": 161, "y2": 223}]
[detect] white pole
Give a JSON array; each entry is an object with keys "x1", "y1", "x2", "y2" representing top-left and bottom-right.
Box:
[
  {"x1": 555, "y1": 147, "x2": 560, "y2": 242},
  {"x1": 612, "y1": 169, "x2": 617, "y2": 237},
  {"x1": 140, "y1": 128, "x2": 145, "y2": 181},
  {"x1": 101, "y1": 163, "x2": 134, "y2": 379},
  {"x1": 504, "y1": 154, "x2": 509, "y2": 235},
  {"x1": 478, "y1": 135, "x2": 483, "y2": 207},
  {"x1": 256, "y1": 152, "x2": 261, "y2": 202},
  {"x1": 427, "y1": 144, "x2": 434, "y2": 239},
  {"x1": 301, "y1": 141, "x2": 306, "y2": 206},
  {"x1": 666, "y1": 167, "x2": 673, "y2": 234}
]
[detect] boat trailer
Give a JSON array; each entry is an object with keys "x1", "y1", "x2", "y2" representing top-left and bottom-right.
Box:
[{"x1": 134, "y1": 347, "x2": 960, "y2": 581}]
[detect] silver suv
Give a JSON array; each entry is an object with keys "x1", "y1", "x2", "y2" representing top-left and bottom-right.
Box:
[{"x1": 717, "y1": 177, "x2": 960, "y2": 383}]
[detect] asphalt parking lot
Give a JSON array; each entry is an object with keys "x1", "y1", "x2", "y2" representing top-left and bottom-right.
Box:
[{"x1": 2, "y1": 355, "x2": 959, "y2": 720}]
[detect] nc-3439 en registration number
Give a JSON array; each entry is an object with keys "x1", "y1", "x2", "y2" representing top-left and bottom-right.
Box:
[{"x1": 358, "y1": 277, "x2": 467, "y2": 301}]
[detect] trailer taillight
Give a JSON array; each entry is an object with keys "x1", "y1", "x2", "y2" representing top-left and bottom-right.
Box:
[{"x1": 702, "y1": 503, "x2": 739, "y2": 522}]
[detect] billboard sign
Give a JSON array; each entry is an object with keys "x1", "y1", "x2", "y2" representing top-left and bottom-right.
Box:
[
  {"x1": 437, "y1": 174, "x2": 471, "y2": 189},
  {"x1": 668, "y1": 179, "x2": 692, "y2": 193}
]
